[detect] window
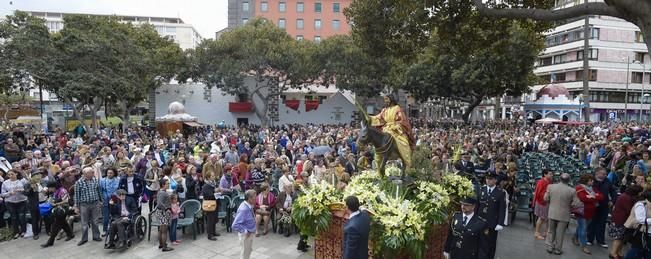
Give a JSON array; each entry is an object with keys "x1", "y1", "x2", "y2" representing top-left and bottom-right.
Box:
[
  {"x1": 314, "y1": 19, "x2": 322, "y2": 29},
  {"x1": 332, "y1": 20, "x2": 340, "y2": 30},
  {"x1": 333, "y1": 3, "x2": 340, "y2": 12},
  {"x1": 635, "y1": 52, "x2": 646, "y2": 63},
  {"x1": 538, "y1": 57, "x2": 553, "y2": 66},
  {"x1": 633, "y1": 72, "x2": 644, "y2": 84},
  {"x1": 553, "y1": 54, "x2": 567, "y2": 64},
  {"x1": 278, "y1": 19, "x2": 286, "y2": 29},
  {"x1": 314, "y1": 36, "x2": 321, "y2": 43},
  {"x1": 315, "y1": 2, "x2": 322, "y2": 13},
  {"x1": 296, "y1": 35, "x2": 304, "y2": 41},
  {"x1": 279, "y1": 2, "x2": 286, "y2": 12},
  {"x1": 166, "y1": 26, "x2": 176, "y2": 33},
  {"x1": 577, "y1": 49, "x2": 598, "y2": 60},
  {"x1": 297, "y1": 2, "x2": 304, "y2": 13},
  {"x1": 296, "y1": 19, "x2": 304, "y2": 29},
  {"x1": 575, "y1": 69, "x2": 597, "y2": 81},
  {"x1": 552, "y1": 73, "x2": 566, "y2": 82},
  {"x1": 243, "y1": 2, "x2": 249, "y2": 12},
  {"x1": 242, "y1": 18, "x2": 248, "y2": 24},
  {"x1": 318, "y1": 96, "x2": 327, "y2": 104},
  {"x1": 261, "y1": 2, "x2": 268, "y2": 12},
  {"x1": 636, "y1": 31, "x2": 645, "y2": 43},
  {"x1": 591, "y1": 28, "x2": 600, "y2": 39}
]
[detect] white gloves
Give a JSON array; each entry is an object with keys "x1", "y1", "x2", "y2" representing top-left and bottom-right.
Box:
[
  {"x1": 495, "y1": 225, "x2": 504, "y2": 231},
  {"x1": 443, "y1": 252, "x2": 450, "y2": 259}
]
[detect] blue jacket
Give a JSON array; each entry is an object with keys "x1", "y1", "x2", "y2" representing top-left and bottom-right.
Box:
[
  {"x1": 100, "y1": 177, "x2": 120, "y2": 202},
  {"x1": 343, "y1": 211, "x2": 370, "y2": 259},
  {"x1": 118, "y1": 175, "x2": 144, "y2": 198}
]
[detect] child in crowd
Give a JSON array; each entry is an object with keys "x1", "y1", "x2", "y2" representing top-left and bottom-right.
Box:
[{"x1": 169, "y1": 194, "x2": 181, "y2": 245}]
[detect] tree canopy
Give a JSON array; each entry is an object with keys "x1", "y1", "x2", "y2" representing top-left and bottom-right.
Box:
[
  {"x1": 181, "y1": 18, "x2": 321, "y2": 126},
  {"x1": 345, "y1": 0, "x2": 546, "y2": 121}
]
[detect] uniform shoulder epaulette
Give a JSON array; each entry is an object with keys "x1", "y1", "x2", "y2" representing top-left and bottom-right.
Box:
[{"x1": 477, "y1": 216, "x2": 487, "y2": 222}]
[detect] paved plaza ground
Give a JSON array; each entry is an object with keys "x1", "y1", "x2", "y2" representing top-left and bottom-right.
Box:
[{"x1": 0, "y1": 209, "x2": 611, "y2": 259}]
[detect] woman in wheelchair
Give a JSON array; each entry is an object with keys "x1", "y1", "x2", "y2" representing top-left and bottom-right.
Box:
[{"x1": 106, "y1": 189, "x2": 138, "y2": 249}]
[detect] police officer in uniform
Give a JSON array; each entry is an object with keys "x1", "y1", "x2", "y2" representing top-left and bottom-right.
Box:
[
  {"x1": 444, "y1": 197, "x2": 489, "y2": 259},
  {"x1": 476, "y1": 172, "x2": 507, "y2": 259}
]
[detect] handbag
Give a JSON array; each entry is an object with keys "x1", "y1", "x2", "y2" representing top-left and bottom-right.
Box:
[{"x1": 202, "y1": 200, "x2": 217, "y2": 212}]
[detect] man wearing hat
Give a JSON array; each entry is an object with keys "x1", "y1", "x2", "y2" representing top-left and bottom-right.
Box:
[
  {"x1": 444, "y1": 197, "x2": 489, "y2": 259},
  {"x1": 476, "y1": 172, "x2": 507, "y2": 259},
  {"x1": 454, "y1": 152, "x2": 476, "y2": 179},
  {"x1": 106, "y1": 189, "x2": 138, "y2": 249}
]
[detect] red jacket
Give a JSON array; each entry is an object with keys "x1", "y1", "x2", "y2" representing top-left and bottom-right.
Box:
[
  {"x1": 534, "y1": 178, "x2": 550, "y2": 206},
  {"x1": 576, "y1": 184, "x2": 604, "y2": 220}
]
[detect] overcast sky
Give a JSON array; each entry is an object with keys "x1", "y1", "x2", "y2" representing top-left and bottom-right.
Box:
[{"x1": 0, "y1": 0, "x2": 228, "y2": 39}]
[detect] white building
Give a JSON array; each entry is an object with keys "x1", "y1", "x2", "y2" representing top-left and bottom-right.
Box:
[
  {"x1": 155, "y1": 83, "x2": 357, "y2": 126},
  {"x1": 530, "y1": 0, "x2": 649, "y2": 122},
  {"x1": 24, "y1": 10, "x2": 203, "y2": 50}
]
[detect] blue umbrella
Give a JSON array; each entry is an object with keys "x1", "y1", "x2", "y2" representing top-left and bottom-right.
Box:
[{"x1": 312, "y1": 145, "x2": 333, "y2": 156}]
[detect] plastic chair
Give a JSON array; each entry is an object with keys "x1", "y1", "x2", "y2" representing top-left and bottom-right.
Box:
[
  {"x1": 147, "y1": 206, "x2": 161, "y2": 241},
  {"x1": 217, "y1": 196, "x2": 232, "y2": 232},
  {"x1": 177, "y1": 199, "x2": 201, "y2": 240}
]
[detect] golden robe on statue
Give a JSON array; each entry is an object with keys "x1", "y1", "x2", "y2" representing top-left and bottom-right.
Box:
[{"x1": 369, "y1": 104, "x2": 415, "y2": 169}]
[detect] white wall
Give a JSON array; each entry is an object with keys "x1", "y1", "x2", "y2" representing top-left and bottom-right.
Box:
[{"x1": 155, "y1": 83, "x2": 357, "y2": 126}]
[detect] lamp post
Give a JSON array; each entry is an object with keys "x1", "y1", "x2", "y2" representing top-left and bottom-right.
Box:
[
  {"x1": 578, "y1": 94, "x2": 584, "y2": 121},
  {"x1": 625, "y1": 56, "x2": 630, "y2": 122},
  {"x1": 645, "y1": 93, "x2": 651, "y2": 122},
  {"x1": 635, "y1": 60, "x2": 645, "y2": 121}
]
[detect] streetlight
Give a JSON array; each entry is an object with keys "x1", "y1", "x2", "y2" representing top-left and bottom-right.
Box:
[
  {"x1": 625, "y1": 56, "x2": 630, "y2": 122},
  {"x1": 578, "y1": 94, "x2": 584, "y2": 121},
  {"x1": 645, "y1": 93, "x2": 651, "y2": 122},
  {"x1": 635, "y1": 60, "x2": 646, "y2": 121}
]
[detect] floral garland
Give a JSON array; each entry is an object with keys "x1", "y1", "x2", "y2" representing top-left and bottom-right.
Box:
[
  {"x1": 414, "y1": 181, "x2": 450, "y2": 225},
  {"x1": 441, "y1": 173, "x2": 475, "y2": 199},
  {"x1": 292, "y1": 181, "x2": 343, "y2": 237},
  {"x1": 372, "y1": 192, "x2": 427, "y2": 256}
]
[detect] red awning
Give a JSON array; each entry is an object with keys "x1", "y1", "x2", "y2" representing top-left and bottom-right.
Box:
[
  {"x1": 229, "y1": 102, "x2": 253, "y2": 113},
  {"x1": 285, "y1": 100, "x2": 299, "y2": 111},
  {"x1": 305, "y1": 100, "x2": 319, "y2": 112}
]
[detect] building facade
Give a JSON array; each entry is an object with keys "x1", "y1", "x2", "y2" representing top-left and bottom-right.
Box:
[
  {"x1": 531, "y1": 0, "x2": 649, "y2": 122},
  {"x1": 227, "y1": 0, "x2": 351, "y2": 41},
  {"x1": 24, "y1": 10, "x2": 203, "y2": 50}
]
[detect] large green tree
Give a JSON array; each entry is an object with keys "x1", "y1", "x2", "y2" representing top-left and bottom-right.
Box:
[
  {"x1": 345, "y1": 0, "x2": 546, "y2": 122},
  {"x1": 183, "y1": 18, "x2": 319, "y2": 126}
]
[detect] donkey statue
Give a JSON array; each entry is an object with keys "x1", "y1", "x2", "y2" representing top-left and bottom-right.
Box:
[{"x1": 356, "y1": 116, "x2": 412, "y2": 178}]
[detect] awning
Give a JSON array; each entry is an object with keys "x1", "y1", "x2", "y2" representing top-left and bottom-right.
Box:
[{"x1": 183, "y1": 121, "x2": 203, "y2": 127}]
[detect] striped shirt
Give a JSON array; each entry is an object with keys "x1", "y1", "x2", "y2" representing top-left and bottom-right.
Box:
[{"x1": 74, "y1": 177, "x2": 102, "y2": 207}]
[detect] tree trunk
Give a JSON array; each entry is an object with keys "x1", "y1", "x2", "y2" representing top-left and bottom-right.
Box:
[
  {"x1": 462, "y1": 98, "x2": 483, "y2": 123},
  {"x1": 252, "y1": 91, "x2": 269, "y2": 127},
  {"x1": 122, "y1": 101, "x2": 131, "y2": 132}
]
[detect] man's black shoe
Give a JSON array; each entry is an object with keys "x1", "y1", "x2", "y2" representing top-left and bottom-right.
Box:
[
  {"x1": 162, "y1": 247, "x2": 174, "y2": 252},
  {"x1": 207, "y1": 236, "x2": 217, "y2": 241},
  {"x1": 41, "y1": 243, "x2": 53, "y2": 248},
  {"x1": 77, "y1": 240, "x2": 87, "y2": 246},
  {"x1": 65, "y1": 235, "x2": 75, "y2": 241}
]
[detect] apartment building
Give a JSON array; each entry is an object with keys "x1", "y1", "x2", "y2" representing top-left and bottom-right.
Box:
[
  {"x1": 531, "y1": 0, "x2": 649, "y2": 121},
  {"x1": 227, "y1": 0, "x2": 351, "y2": 41},
  {"x1": 25, "y1": 10, "x2": 203, "y2": 50}
]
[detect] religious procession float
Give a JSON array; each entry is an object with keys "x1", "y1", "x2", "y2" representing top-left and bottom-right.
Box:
[{"x1": 291, "y1": 166, "x2": 474, "y2": 259}]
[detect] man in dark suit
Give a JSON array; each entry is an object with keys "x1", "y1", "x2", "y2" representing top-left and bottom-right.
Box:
[
  {"x1": 343, "y1": 196, "x2": 370, "y2": 259},
  {"x1": 444, "y1": 197, "x2": 489, "y2": 259},
  {"x1": 454, "y1": 153, "x2": 476, "y2": 178},
  {"x1": 106, "y1": 189, "x2": 138, "y2": 249},
  {"x1": 476, "y1": 172, "x2": 507, "y2": 259}
]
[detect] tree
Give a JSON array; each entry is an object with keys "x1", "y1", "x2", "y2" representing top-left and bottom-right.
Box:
[
  {"x1": 0, "y1": 11, "x2": 54, "y2": 114},
  {"x1": 405, "y1": 21, "x2": 542, "y2": 122},
  {"x1": 472, "y1": 0, "x2": 651, "y2": 53},
  {"x1": 184, "y1": 18, "x2": 319, "y2": 126},
  {"x1": 345, "y1": 0, "x2": 546, "y2": 122},
  {"x1": 317, "y1": 35, "x2": 385, "y2": 97}
]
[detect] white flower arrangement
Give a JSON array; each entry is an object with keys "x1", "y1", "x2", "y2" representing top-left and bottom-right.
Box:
[{"x1": 441, "y1": 173, "x2": 475, "y2": 199}]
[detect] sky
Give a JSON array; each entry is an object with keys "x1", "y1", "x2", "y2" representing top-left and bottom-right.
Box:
[{"x1": 0, "y1": 0, "x2": 228, "y2": 39}]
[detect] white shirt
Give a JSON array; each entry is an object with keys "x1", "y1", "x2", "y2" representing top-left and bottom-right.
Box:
[
  {"x1": 633, "y1": 201, "x2": 651, "y2": 233},
  {"x1": 487, "y1": 186, "x2": 495, "y2": 195},
  {"x1": 462, "y1": 212, "x2": 474, "y2": 225},
  {"x1": 349, "y1": 210, "x2": 361, "y2": 219},
  {"x1": 283, "y1": 194, "x2": 293, "y2": 209},
  {"x1": 126, "y1": 177, "x2": 135, "y2": 194}
]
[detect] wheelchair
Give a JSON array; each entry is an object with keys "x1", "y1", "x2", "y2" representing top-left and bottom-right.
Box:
[{"x1": 104, "y1": 212, "x2": 147, "y2": 249}]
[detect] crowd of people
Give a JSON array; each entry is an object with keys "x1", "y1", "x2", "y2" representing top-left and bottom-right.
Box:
[{"x1": 2, "y1": 120, "x2": 651, "y2": 258}]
